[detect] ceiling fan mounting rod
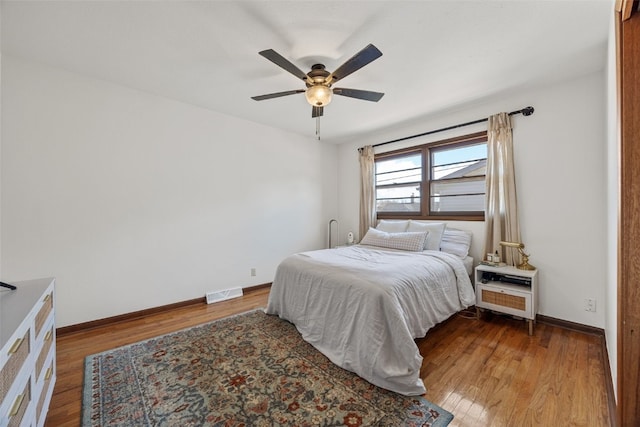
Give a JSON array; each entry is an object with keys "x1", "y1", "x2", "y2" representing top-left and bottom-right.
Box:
[{"x1": 306, "y1": 64, "x2": 331, "y2": 87}]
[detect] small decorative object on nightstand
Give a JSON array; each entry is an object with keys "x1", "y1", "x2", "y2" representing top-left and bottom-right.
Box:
[
  {"x1": 475, "y1": 264, "x2": 538, "y2": 335},
  {"x1": 499, "y1": 240, "x2": 535, "y2": 270}
]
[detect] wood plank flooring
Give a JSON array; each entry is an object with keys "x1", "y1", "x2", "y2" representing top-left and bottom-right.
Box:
[
  {"x1": 46, "y1": 288, "x2": 611, "y2": 426},
  {"x1": 418, "y1": 311, "x2": 611, "y2": 426}
]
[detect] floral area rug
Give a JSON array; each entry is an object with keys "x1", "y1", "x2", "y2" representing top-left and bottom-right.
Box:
[{"x1": 83, "y1": 309, "x2": 453, "y2": 426}]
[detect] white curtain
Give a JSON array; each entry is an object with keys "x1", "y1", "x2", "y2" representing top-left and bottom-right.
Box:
[
  {"x1": 484, "y1": 112, "x2": 521, "y2": 266},
  {"x1": 359, "y1": 145, "x2": 376, "y2": 240}
]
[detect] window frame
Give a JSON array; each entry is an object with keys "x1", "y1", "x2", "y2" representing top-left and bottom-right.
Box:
[{"x1": 375, "y1": 131, "x2": 487, "y2": 221}]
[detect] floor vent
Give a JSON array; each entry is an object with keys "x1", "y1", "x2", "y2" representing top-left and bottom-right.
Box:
[{"x1": 205, "y1": 287, "x2": 243, "y2": 304}]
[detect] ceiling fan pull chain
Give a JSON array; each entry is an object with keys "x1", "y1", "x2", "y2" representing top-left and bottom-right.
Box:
[{"x1": 316, "y1": 117, "x2": 321, "y2": 140}]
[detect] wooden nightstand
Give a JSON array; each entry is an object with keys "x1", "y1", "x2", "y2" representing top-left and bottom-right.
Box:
[{"x1": 475, "y1": 264, "x2": 538, "y2": 335}]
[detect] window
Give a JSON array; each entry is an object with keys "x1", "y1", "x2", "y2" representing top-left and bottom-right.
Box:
[
  {"x1": 375, "y1": 151, "x2": 422, "y2": 214},
  {"x1": 375, "y1": 132, "x2": 487, "y2": 220}
]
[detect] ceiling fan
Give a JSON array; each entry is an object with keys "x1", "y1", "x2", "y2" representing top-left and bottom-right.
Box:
[{"x1": 251, "y1": 44, "x2": 384, "y2": 119}]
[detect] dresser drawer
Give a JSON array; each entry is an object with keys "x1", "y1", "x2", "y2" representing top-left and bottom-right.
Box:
[
  {"x1": 36, "y1": 358, "x2": 55, "y2": 425},
  {"x1": 476, "y1": 283, "x2": 533, "y2": 319},
  {"x1": 34, "y1": 292, "x2": 53, "y2": 338},
  {"x1": 36, "y1": 325, "x2": 54, "y2": 382},
  {"x1": 0, "y1": 330, "x2": 30, "y2": 407},
  {"x1": 7, "y1": 379, "x2": 30, "y2": 427}
]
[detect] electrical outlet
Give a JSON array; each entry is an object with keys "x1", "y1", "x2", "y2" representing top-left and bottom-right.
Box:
[
  {"x1": 250, "y1": 268, "x2": 256, "y2": 277},
  {"x1": 585, "y1": 298, "x2": 596, "y2": 312}
]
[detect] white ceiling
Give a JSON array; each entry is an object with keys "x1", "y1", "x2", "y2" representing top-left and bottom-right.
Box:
[{"x1": 1, "y1": 0, "x2": 612, "y2": 144}]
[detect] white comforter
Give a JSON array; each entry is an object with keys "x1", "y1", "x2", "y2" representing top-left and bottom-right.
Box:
[{"x1": 265, "y1": 245, "x2": 475, "y2": 396}]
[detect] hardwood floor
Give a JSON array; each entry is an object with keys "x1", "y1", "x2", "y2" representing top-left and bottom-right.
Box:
[
  {"x1": 46, "y1": 287, "x2": 611, "y2": 426},
  {"x1": 418, "y1": 311, "x2": 611, "y2": 426}
]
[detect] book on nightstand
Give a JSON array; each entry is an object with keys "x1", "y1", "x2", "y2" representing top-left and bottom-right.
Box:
[{"x1": 479, "y1": 261, "x2": 507, "y2": 267}]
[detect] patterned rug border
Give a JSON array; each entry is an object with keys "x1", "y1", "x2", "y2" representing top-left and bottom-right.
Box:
[
  {"x1": 82, "y1": 308, "x2": 454, "y2": 426},
  {"x1": 83, "y1": 307, "x2": 265, "y2": 359},
  {"x1": 81, "y1": 308, "x2": 267, "y2": 425},
  {"x1": 81, "y1": 308, "x2": 268, "y2": 424}
]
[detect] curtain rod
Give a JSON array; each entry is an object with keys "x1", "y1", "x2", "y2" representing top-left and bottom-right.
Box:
[{"x1": 361, "y1": 106, "x2": 534, "y2": 151}]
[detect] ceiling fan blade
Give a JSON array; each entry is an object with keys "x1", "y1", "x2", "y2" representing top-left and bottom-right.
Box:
[
  {"x1": 333, "y1": 88, "x2": 384, "y2": 102},
  {"x1": 251, "y1": 89, "x2": 305, "y2": 101},
  {"x1": 258, "y1": 49, "x2": 308, "y2": 81},
  {"x1": 312, "y1": 106, "x2": 324, "y2": 118},
  {"x1": 330, "y1": 44, "x2": 383, "y2": 82}
]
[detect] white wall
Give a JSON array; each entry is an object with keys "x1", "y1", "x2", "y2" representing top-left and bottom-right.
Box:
[
  {"x1": 0, "y1": 53, "x2": 611, "y2": 331},
  {"x1": 338, "y1": 71, "x2": 607, "y2": 327},
  {"x1": 605, "y1": 8, "x2": 618, "y2": 400},
  {"x1": 0, "y1": 3, "x2": 3, "y2": 278},
  {"x1": 1, "y1": 56, "x2": 338, "y2": 327}
]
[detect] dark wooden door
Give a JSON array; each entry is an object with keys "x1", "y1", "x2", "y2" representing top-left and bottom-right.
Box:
[{"x1": 618, "y1": 1, "x2": 640, "y2": 425}]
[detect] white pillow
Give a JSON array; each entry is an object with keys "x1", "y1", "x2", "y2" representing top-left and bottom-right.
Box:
[
  {"x1": 376, "y1": 220, "x2": 409, "y2": 233},
  {"x1": 440, "y1": 228, "x2": 473, "y2": 258},
  {"x1": 407, "y1": 221, "x2": 446, "y2": 251},
  {"x1": 360, "y1": 227, "x2": 429, "y2": 252}
]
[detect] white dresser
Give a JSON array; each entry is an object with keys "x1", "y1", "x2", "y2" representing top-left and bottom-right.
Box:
[{"x1": 0, "y1": 278, "x2": 56, "y2": 427}]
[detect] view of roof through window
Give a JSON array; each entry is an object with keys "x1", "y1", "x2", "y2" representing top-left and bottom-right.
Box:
[{"x1": 376, "y1": 142, "x2": 487, "y2": 214}]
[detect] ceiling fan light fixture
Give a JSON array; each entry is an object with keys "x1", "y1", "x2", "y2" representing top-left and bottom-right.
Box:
[{"x1": 305, "y1": 85, "x2": 333, "y2": 107}]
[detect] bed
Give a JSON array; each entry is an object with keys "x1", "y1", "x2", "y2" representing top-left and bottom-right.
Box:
[{"x1": 266, "y1": 224, "x2": 476, "y2": 396}]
